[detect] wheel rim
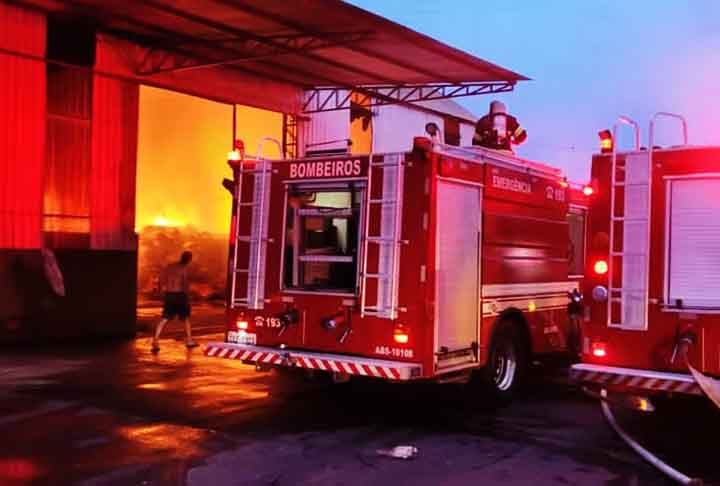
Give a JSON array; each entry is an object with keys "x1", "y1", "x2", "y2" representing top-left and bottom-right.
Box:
[{"x1": 493, "y1": 341, "x2": 517, "y2": 391}]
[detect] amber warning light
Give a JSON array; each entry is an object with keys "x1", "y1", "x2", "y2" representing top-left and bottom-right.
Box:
[
  {"x1": 583, "y1": 185, "x2": 594, "y2": 197},
  {"x1": 598, "y1": 129, "x2": 613, "y2": 154},
  {"x1": 228, "y1": 139, "x2": 245, "y2": 161},
  {"x1": 236, "y1": 319, "x2": 249, "y2": 330}
]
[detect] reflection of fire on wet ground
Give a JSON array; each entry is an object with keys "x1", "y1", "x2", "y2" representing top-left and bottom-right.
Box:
[{"x1": 137, "y1": 226, "x2": 228, "y2": 303}]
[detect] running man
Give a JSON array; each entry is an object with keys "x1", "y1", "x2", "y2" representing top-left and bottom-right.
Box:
[{"x1": 151, "y1": 251, "x2": 198, "y2": 352}]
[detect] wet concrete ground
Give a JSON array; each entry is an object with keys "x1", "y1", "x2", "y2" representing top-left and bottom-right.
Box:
[{"x1": 0, "y1": 309, "x2": 718, "y2": 485}]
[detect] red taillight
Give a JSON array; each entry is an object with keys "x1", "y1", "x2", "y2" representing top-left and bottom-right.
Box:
[
  {"x1": 591, "y1": 342, "x2": 607, "y2": 358},
  {"x1": 236, "y1": 319, "x2": 249, "y2": 330},
  {"x1": 594, "y1": 260, "x2": 608, "y2": 275},
  {"x1": 393, "y1": 326, "x2": 409, "y2": 344},
  {"x1": 583, "y1": 185, "x2": 594, "y2": 196}
]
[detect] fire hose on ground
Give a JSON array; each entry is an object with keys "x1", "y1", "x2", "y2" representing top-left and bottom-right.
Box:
[
  {"x1": 598, "y1": 389, "x2": 702, "y2": 485},
  {"x1": 586, "y1": 333, "x2": 720, "y2": 485}
]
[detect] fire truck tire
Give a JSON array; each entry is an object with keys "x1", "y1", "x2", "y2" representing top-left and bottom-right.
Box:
[{"x1": 482, "y1": 319, "x2": 529, "y2": 402}]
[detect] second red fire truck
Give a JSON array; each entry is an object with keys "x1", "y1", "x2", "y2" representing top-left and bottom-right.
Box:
[
  {"x1": 571, "y1": 113, "x2": 720, "y2": 408},
  {"x1": 205, "y1": 132, "x2": 589, "y2": 400}
]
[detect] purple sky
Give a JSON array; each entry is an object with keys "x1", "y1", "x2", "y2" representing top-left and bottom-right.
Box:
[{"x1": 349, "y1": 1, "x2": 720, "y2": 181}]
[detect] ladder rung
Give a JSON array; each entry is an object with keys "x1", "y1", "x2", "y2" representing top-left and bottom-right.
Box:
[
  {"x1": 361, "y1": 306, "x2": 399, "y2": 313},
  {"x1": 363, "y1": 273, "x2": 389, "y2": 279},
  {"x1": 614, "y1": 182, "x2": 648, "y2": 188},
  {"x1": 240, "y1": 168, "x2": 270, "y2": 174},
  {"x1": 612, "y1": 217, "x2": 648, "y2": 222},
  {"x1": 367, "y1": 236, "x2": 398, "y2": 243},
  {"x1": 610, "y1": 252, "x2": 647, "y2": 257},
  {"x1": 234, "y1": 268, "x2": 249, "y2": 273},
  {"x1": 609, "y1": 288, "x2": 646, "y2": 293},
  {"x1": 238, "y1": 202, "x2": 257, "y2": 207},
  {"x1": 370, "y1": 162, "x2": 401, "y2": 168},
  {"x1": 369, "y1": 199, "x2": 397, "y2": 204}
]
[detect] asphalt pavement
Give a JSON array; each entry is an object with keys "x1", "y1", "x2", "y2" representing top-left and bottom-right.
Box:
[{"x1": 0, "y1": 307, "x2": 717, "y2": 485}]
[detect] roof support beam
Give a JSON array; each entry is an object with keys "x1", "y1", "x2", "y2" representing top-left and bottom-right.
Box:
[
  {"x1": 220, "y1": 0, "x2": 461, "y2": 83},
  {"x1": 303, "y1": 82, "x2": 516, "y2": 113},
  {"x1": 44, "y1": 0, "x2": 311, "y2": 88},
  {"x1": 133, "y1": 0, "x2": 405, "y2": 85},
  {"x1": 137, "y1": 30, "x2": 373, "y2": 75}
]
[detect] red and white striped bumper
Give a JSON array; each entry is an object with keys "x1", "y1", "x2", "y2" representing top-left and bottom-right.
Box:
[
  {"x1": 570, "y1": 363, "x2": 703, "y2": 396},
  {"x1": 204, "y1": 342, "x2": 422, "y2": 381}
]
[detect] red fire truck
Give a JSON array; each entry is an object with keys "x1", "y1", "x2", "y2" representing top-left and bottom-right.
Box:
[
  {"x1": 205, "y1": 135, "x2": 589, "y2": 399},
  {"x1": 571, "y1": 113, "x2": 720, "y2": 406}
]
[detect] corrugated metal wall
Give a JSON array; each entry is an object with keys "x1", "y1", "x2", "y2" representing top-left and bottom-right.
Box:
[
  {"x1": 0, "y1": 4, "x2": 46, "y2": 249},
  {"x1": 460, "y1": 122, "x2": 476, "y2": 147},
  {"x1": 91, "y1": 35, "x2": 139, "y2": 250},
  {"x1": 307, "y1": 102, "x2": 476, "y2": 155},
  {"x1": 44, "y1": 65, "x2": 93, "y2": 237},
  {"x1": 372, "y1": 104, "x2": 444, "y2": 153},
  {"x1": 306, "y1": 108, "x2": 350, "y2": 154}
]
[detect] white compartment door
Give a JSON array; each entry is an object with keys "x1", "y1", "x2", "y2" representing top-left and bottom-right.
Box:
[
  {"x1": 667, "y1": 177, "x2": 720, "y2": 309},
  {"x1": 436, "y1": 181, "x2": 481, "y2": 353}
]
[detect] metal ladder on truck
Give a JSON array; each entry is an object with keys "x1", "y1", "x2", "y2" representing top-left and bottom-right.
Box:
[
  {"x1": 608, "y1": 116, "x2": 647, "y2": 329},
  {"x1": 607, "y1": 113, "x2": 688, "y2": 329},
  {"x1": 359, "y1": 153, "x2": 406, "y2": 319},
  {"x1": 229, "y1": 137, "x2": 283, "y2": 310}
]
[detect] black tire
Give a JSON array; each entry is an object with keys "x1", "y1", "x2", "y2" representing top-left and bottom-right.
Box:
[{"x1": 481, "y1": 319, "x2": 528, "y2": 403}]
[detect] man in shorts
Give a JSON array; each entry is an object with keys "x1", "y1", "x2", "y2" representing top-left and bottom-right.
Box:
[{"x1": 151, "y1": 251, "x2": 198, "y2": 353}]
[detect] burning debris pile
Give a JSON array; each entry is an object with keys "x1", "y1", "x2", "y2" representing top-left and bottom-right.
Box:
[{"x1": 137, "y1": 226, "x2": 228, "y2": 304}]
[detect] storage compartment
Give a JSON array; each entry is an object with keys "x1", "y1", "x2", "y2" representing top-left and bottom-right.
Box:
[{"x1": 666, "y1": 177, "x2": 720, "y2": 309}]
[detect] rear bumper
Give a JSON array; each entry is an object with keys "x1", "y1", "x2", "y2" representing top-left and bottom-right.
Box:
[
  {"x1": 204, "y1": 342, "x2": 423, "y2": 381},
  {"x1": 570, "y1": 363, "x2": 703, "y2": 396}
]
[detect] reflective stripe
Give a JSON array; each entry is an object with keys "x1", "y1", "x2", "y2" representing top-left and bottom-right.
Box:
[{"x1": 204, "y1": 343, "x2": 420, "y2": 381}]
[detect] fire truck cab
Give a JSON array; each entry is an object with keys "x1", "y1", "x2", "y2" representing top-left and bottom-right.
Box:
[
  {"x1": 572, "y1": 113, "x2": 720, "y2": 402},
  {"x1": 206, "y1": 135, "x2": 589, "y2": 400}
]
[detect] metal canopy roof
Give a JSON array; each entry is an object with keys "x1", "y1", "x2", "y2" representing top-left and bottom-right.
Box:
[{"x1": 16, "y1": 0, "x2": 528, "y2": 112}]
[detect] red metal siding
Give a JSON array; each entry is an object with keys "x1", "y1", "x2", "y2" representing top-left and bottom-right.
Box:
[
  {"x1": 0, "y1": 4, "x2": 45, "y2": 249},
  {"x1": 90, "y1": 38, "x2": 139, "y2": 250}
]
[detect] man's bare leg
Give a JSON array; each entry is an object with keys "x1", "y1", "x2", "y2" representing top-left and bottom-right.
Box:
[
  {"x1": 184, "y1": 319, "x2": 198, "y2": 347},
  {"x1": 152, "y1": 318, "x2": 168, "y2": 351}
]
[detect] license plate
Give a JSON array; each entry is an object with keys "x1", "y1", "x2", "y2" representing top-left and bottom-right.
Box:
[{"x1": 227, "y1": 330, "x2": 257, "y2": 345}]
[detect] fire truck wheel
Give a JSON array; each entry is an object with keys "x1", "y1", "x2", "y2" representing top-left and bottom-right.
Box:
[{"x1": 483, "y1": 320, "x2": 528, "y2": 402}]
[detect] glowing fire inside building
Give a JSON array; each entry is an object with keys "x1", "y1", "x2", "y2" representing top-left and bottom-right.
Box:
[{"x1": 135, "y1": 87, "x2": 283, "y2": 303}]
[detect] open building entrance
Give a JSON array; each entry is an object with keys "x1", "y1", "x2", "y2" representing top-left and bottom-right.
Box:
[{"x1": 136, "y1": 86, "x2": 283, "y2": 308}]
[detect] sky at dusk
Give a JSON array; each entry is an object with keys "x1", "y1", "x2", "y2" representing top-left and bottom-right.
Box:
[{"x1": 349, "y1": 0, "x2": 720, "y2": 181}]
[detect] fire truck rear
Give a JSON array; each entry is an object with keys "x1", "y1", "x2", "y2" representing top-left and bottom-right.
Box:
[
  {"x1": 571, "y1": 113, "x2": 720, "y2": 406},
  {"x1": 206, "y1": 135, "x2": 589, "y2": 400}
]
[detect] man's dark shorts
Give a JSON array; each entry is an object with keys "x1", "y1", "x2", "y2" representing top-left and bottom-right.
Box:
[{"x1": 162, "y1": 292, "x2": 191, "y2": 320}]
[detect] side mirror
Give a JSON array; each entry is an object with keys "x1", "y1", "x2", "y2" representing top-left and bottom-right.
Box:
[{"x1": 222, "y1": 178, "x2": 235, "y2": 195}]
